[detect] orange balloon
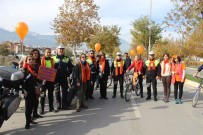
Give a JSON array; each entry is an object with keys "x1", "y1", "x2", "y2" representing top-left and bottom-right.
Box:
[
  {"x1": 137, "y1": 45, "x2": 144, "y2": 54},
  {"x1": 130, "y1": 50, "x2": 135, "y2": 56},
  {"x1": 95, "y1": 43, "x2": 101, "y2": 52},
  {"x1": 16, "y1": 22, "x2": 28, "y2": 40}
]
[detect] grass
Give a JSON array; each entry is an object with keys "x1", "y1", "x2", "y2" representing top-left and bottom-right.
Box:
[{"x1": 186, "y1": 73, "x2": 200, "y2": 83}]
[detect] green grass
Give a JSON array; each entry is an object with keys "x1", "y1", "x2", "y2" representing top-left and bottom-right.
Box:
[{"x1": 186, "y1": 73, "x2": 200, "y2": 83}]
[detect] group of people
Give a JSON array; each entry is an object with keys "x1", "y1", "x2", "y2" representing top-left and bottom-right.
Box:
[{"x1": 20, "y1": 45, "x2": 187, "y2": 129}]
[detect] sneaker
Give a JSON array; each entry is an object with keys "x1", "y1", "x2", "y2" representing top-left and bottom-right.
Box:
[
  {"x1": 120, "y1": 95, "x2": 124, "y2": 98},
  {"x1": 154, "y1": 97, "x2": 158, "y2": 101},
  {"x1": 112, "y1": 95, "x2": 116, "y2": 98},
  {"x1": 175, "y1": 99, "x2": 179, "y2": 104},
  {"x1": 178, "y1": 99, "x2": 183, "y2": 104}
]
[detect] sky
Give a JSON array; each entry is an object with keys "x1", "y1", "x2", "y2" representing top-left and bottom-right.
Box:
[{"x1": 0, "y1": 0, "x2": 174, "y2": 43}]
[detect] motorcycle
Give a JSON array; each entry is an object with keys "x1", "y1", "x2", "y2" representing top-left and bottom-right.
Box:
[{"x1": 0, "y1": 66, "x2": 24, "y2": 127}]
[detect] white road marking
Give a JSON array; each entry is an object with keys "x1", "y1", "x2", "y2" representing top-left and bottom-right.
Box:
[{"x1": 130, "y1": 95, "x2": 141, "y2": 118}]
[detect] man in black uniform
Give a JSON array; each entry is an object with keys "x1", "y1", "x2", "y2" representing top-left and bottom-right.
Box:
[
  {"x1": 52, "y1": 46, "x2": 73, "y2": 110},
  {"x1": 111, "y1": 52, "x2": 126, "y2": 98}
]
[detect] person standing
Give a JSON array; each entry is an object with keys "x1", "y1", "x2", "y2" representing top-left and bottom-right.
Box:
[
  {"x1": 86, "y1": 50, "x2": 97, "y2": 100},
  {"x1": 160, "y1": 53, "x2": 172, "y2": 103},
  {"x1": 39, "y1": 48, "x2": 55, "y2": 114},
  {"x1": 23, "y1": 55, "x2": 38, "y2": 129},
  {"x1": 143, "y1": 51, "x2": 161, "y2": 101},
  {"x1": 171, "y1": 55, "x2": 186, "y2": 104},
  {"x1": 52, "y1": 46, "x2": 73, "y2": 110},
  {"x1": 126, "y1": 55, "x2": 144, "y2": 98},
  {"x1": 111, "y1": 52, "x2": 126, "y2": 98},
  {"x1": 124, "y1": 52, "x2": 131, "y2": 70},
  {"x1": 97, "y1": 53, "x2": 110, "y2": 99},
  {"x1": 30, "y1": 49, "x2": 43, "y2": 119},
  {"x1": 75, "y1": 53, "x2": 90, "y2": 112}
]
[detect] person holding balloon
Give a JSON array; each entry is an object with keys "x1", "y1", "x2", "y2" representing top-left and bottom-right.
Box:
[
  {"x1": 111, "y1": 52, "x2": 126, "y2": 98},
  {"x1": 126, "y1": 55, "x2": 144, "y2": 98}
]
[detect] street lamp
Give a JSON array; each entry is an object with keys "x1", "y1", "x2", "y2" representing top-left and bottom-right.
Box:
[{"x1": 148, "y1": 0, "x2": 152, "y2": 53}]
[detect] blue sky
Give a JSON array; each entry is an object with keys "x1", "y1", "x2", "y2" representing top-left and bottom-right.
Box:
[{"x1": 0, "y1": 0, "x2": 174, "y2": 43}]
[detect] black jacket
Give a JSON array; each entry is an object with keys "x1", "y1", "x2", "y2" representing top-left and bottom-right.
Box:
[
  {"x1": 124, "y1": 57, "x2": 131, "y2": 70},
  {"x1": 97, "y1": 59, "x2": 110, "y2": 79}
]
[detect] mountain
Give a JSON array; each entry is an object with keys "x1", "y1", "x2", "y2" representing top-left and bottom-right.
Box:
[
  {"x1": 0, "y1": 28, "x2": 58, "y2": 47},
  {"x1": 0, "y1": 28, "x2": 131, "y2": 50}
]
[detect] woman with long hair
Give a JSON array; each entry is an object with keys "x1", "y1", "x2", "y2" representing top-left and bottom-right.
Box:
[
  {"x1": 160, "y1": 53, "x2": 172, "y2": 103},
  {"x1": 171, "y1": 55, "x2": 186, "y2": 104}
]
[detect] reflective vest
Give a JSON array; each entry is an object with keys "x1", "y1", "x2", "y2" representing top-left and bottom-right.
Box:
[
  {"x1": 145, "y1": 60, "x2": 159, "y2": 68},
  {"x1": 41, "y1": 57, "x2": 54, "y2": 68},
  {"x1": 52, "y1": 55, "x2": 69, "y2": 64},
  {"x1": 113, "y1": 60, "x2": 124, "y2": 67}
]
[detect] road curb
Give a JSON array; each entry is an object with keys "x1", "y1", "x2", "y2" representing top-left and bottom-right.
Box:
[{"x1": 185, "y1": 79, "x2": 199, "y2": 88}]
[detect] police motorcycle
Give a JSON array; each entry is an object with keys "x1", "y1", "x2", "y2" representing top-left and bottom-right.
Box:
[{"x1": 0, "y1": 66, "x2": 24, "y2": 127}]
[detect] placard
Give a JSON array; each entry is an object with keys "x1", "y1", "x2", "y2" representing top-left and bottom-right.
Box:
[{"x1": 37, "y1": 66, "x2": 57, "y2": 82}]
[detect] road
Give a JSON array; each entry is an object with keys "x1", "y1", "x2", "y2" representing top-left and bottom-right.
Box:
[{"x1": 0, "y1": 81, "x2": 203, "y2": 135}]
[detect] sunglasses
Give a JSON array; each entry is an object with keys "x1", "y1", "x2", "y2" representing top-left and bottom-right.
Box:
[
  {"x1": 90, "y1": 53, "x2": 94, "y2": 54},
  {"x1": 117, "y1": 55, "x2": 121, "y2": 56}
]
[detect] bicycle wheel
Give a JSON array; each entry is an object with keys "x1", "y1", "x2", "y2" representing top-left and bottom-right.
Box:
[
  {"x1": 107, "y1": 77, "x2": 112, "y2": 88},
  {"x1": 135, "y1": 83, "x2": 140, "y2": 96},
  {"x1": 192, "y1": 88, "x2": 201, "y2": 107},
  {"x1": 125, "y1": 83, "x2": 133, "y2": 102}
]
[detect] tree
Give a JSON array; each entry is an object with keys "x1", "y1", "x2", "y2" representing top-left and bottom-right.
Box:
[
  {"x1": 53, "y1": 0, "x2": 100, "y2": 60},
  {"x1": 131, "y1": 16, "x2": 162, "y2": 57},
  {"x1": 87, "y1": 25, "x2": 121, "y2": 54},
  {"x1": 153, "y1": 38, "x2": 179, "y2": 59},
  {"x1": 164, "y1": 0, "x2": 203, "y2": 55},
  {"x1": 186, "y1": 21, "x2": 203, "y2": 58},
  {"x1": 112, "y1": 47, "x2": 121, "y2": 57},
  {"x1": 0, "y1": 43, "x2": 10, "y2": 56}
]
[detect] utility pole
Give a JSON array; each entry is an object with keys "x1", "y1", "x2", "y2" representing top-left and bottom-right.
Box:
[{"x1": 148, "y1": 0, "x2": 152, "y2": 53}]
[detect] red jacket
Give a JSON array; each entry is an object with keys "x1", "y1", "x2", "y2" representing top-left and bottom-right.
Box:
[{"x1": 127, "y1": 60, "x2": 143, "y2": 73}]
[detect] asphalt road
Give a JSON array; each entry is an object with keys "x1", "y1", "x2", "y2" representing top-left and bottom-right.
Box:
[{"x1": 0, "y1": 81, "x2": 203, "y2": 135}]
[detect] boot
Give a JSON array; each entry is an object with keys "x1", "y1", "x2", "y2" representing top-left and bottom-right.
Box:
[{"x1": 25, "y1": 123, "x2": 30, "y2": 129}]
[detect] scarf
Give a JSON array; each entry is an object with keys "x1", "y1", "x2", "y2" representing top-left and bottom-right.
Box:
[
  {"x1": 27, "y1": 65, "x2": 37, "y2": 77},
  {"x1": 163, "y1": 59, "x2": 169, "y2": 74},
  {"x1": 115, "y1": 60, "x2": 123, "y2": 76},
  {"x1": 148, "y1": 60, "x2": 156, "y2": 70},
  {"x1": 80, "y1": 61, "x2": 90, "y2": 83},
  {"x1": 99, "y1": 58, "x2": 106, "y2": 72},
  {"x1": 41, "y1": 56, "x2": 54, "y2": 68}
]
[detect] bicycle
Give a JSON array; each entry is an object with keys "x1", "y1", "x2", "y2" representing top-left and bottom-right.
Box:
[
  {"x1": 134, "y1": 78, "x2": 141, "y2": 96},
  {"x1": 192, "y1": 76, "x2": 203, "y2": 107},
  {"x1": 124, "y1": 72, "x2": 134, "y2": 102}
]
